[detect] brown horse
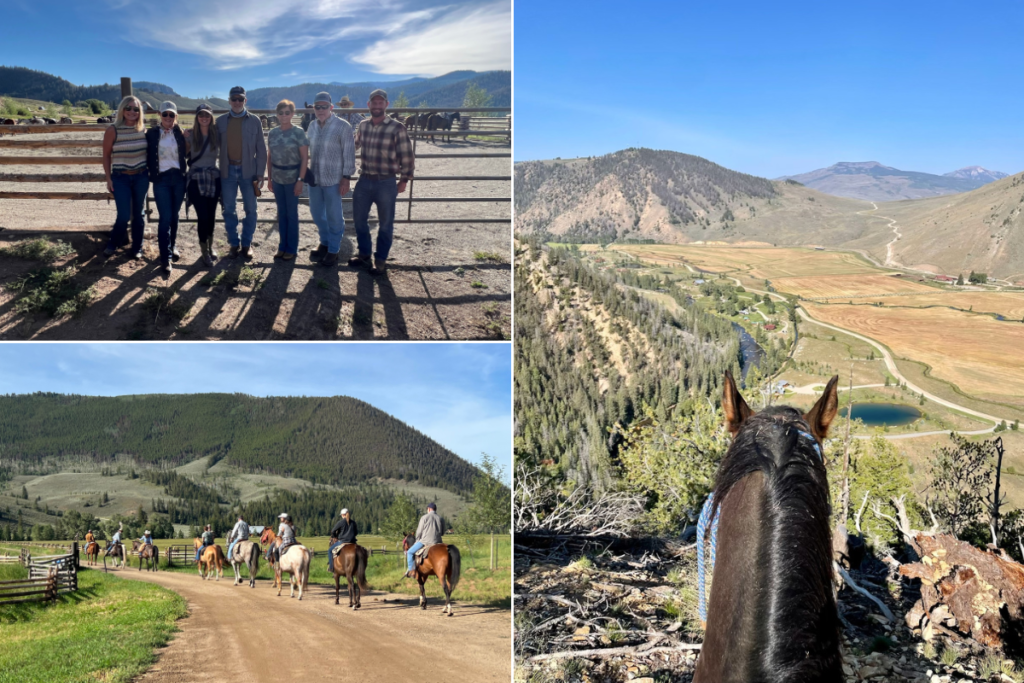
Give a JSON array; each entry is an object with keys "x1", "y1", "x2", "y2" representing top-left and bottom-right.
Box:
[
  {"x1": 84, "y1": 541, "x2": 99, "y2": 566},
  {"x1": 193, "y1": 537, "x2": 225, "y2": 580},
  {"x1": 102, "y1": 542, "x2": 126, "y2": 571},
  {"x1": 329, "y1": 540, "x2": 370, "y2": 608},
  {"x1": 260, "y1": 528, "x2": 283, "y2": 589},
  {"x1": 132, "y1": 540, "x2": 159, "y2": 572},
  {"x1": 692, "y1": 372, "x2": 841, "y2": 683},
  {"x1": 408, "y1": 541, "x2": 461, "y2": 616}
]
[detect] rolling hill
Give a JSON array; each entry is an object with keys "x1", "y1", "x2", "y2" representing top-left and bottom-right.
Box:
[
  {"x1": 514, "y1": 149, "x2": 881, "y2": 246},
  {"x1": 778, "y1": 161, "x2": 1008, "y2": 201},
  {"x1": 0, "y1": 393, "x2": 479, "y2": 495}
]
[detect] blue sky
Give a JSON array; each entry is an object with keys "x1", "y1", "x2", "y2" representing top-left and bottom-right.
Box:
[
  {"x1": 515, "y1": 1, "x2": 1024, "y2": 178},
  {"x1": 0, "y1": 343, "x2": 511, "y2": 477},
  {"x1": 2, "y1": 0, "x2": 511, "y2": 97}
]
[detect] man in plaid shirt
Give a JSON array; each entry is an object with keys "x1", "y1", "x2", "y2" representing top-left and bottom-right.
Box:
[{"x1": 350, "y1": 89, "x2": 414, "y2": 276}]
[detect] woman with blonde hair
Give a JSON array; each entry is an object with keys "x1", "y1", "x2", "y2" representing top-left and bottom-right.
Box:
[
  {"x1": 266, "y1": 99, "x2": 308, "y2": 260},
  {"x1": 185, "y1": 103, "x2": 221, "y2": 266},
  {"x1": 102, "y1": 95, "x2": 149, "y2": 259}
]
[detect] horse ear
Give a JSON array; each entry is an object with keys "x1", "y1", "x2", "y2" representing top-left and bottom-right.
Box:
[
  {"x1": 722, "y1": 370, "x2": 754, "y2": 435},
  {"x1": 804, "y1": 374, "x2": 840, "y2": 440}
]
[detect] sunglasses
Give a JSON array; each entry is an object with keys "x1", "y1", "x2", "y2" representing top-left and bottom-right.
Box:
[
  {"x1": 314, "y1": 104, "x2": 330, "y2": 110},
  {"x1": 124, "y1": 107, "x2": 140, "y2": 113},
  {"x1": 161, "y1": 112, "x2": 176, "y2": 118},
  {"x1": 230, "y1": 97, "x2": 245, "y2": 102}
]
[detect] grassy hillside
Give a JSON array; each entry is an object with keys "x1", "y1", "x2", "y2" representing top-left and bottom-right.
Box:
[{"x1": 0, "y1": 393, "x2": 480, "y2": 495}]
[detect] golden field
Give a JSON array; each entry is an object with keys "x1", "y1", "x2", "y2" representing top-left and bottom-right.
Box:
[
  {"x1": 773, "y1": 274, "x2": 938, "y2": 299},
  {"x1": 802, "y1": 302, "x2": 1024, "y2": 402},
  {"x1": 615, "y1": 244, "x2": 876, "y2": 279},
  {"x1": 850, "y1": 290, "x2": 1024, "y2": 319}
]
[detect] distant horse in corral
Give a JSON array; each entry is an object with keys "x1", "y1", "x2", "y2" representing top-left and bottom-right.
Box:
[
  {"x1": 102, "y1": 543, "x2": 126, "y2": 571},
  {"x1": 132, "y1": 540, "x2": 159, "y2": 572},
  {"x1": 692, "y1": 371, "x2": 842, "y2": 683},
  {"x1": 405, "y1": 535, "x2": 461, "y2": 616},
  {"x1": 273, "y1": 541, "x2": 311, "y2": 600},
  {"x1": 228, "y1": 539, "x2": 260, "y2": 588},
  {"x1": 84, "y1": 541, "x2": 99, "y2": 566},
  {"x1": 193, "y1": 537, "x2": 225, "y2": 581},
  {"x1": 329, "y1": 539, "x2": 369, "y2": 608}
]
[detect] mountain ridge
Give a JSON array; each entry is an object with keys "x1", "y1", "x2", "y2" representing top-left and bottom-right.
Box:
[{"x1": 778, "y1": 160, "x2": 1008, "y2": 201}]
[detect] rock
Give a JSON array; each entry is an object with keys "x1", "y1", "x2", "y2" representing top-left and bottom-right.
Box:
[{"x1": 666, "y1": 621, "x2": 682, "y2": 633}]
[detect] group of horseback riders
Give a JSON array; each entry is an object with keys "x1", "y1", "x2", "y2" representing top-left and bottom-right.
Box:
[
  {"x1": 89, "y1": 523, "x2": 153, "y2": 558},
  {"x1": 183, "y1": 501, "x2": 444, "y2": 574}
]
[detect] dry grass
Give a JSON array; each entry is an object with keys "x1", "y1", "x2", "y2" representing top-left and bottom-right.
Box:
[
  {"x1": 615, "y1": 244, "x2": 877, "y2": 279},
  {"x1": 802, "y1": 302, "x2": 1024, "y2": 402},
  {"x1": 773, "y1": 274, "x2": 937, "y2": 299},
  {"x1": 850, "y1": 290, "x2": 1024, "y2": 319}
]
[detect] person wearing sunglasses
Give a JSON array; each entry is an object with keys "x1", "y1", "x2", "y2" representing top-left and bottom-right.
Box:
[
  {"x1": 266, "y1": 99, "x2": 308, "y2": 261},
  {"x1": 101, "y1": 96, "x2": 149, "y2": 259},
  {"x1": 215, "y1": 86, "x2": 267, "y2": 259},
  {"x1": 185, "y1": 103, "x2": 221, "y2": 267},
  {"x1": 146, "y1": 101, "x2": 188, "y2": 278},
  {"x1": 305, "y1": 92, "x2": 355, "y2": 267}
]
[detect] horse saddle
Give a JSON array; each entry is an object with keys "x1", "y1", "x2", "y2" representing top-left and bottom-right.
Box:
[
  {"x1": 331, "y1": 543, "x2": 353, "y2": 557},
  {"x1": 414, "y1": 543, "x2": 438, "y2": 565}
]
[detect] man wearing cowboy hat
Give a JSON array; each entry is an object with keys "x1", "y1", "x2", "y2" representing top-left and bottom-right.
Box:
[
  {"x1": 406, "y1": 502, "x2": 443, "y2": 578},
  {"x1": 327, "y1": 508, "x2": 358, "y2": 572}
]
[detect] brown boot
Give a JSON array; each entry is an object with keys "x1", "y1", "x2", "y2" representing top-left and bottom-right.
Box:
[
  {"x1": 369, "y1": 259, "x2": 387, "y2": 276},
  {"x1": 310, "y1": 244, "x2": 328, "y2": 262},
  {"x1": 347, "y1": 254, "x2": 371, "y2": 269},
  {"x1": 229, "y1": 245, "x2": 240, "y2": 259}
]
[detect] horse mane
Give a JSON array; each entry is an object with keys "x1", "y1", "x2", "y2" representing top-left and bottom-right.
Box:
[{"x1": 711, "y1": 405, "x2": 839, "y2": 681}]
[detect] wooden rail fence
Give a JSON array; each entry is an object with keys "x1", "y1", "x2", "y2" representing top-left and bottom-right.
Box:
[
  {"x1": 0, "y1": 80, "x2": 510, "y2": 228},
  {"x1": 0, "y1": 543, "x2": 79, "y2": 606}
]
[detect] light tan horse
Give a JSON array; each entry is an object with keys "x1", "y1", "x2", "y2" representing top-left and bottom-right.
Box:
[
  {"x1": 193, "y1": 537, "x2": 225, "y2": 580},
  {"x1": 273, "y1": 542, "x2": 311, "y2": 600},
  {"x1": 84, "y1": 541, "x2": 99, "y2": 566}
]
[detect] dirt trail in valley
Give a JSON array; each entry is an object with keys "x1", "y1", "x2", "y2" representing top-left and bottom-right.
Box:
[{"x1": 112, "y1": 568, "x2": 510, "y2": 683}]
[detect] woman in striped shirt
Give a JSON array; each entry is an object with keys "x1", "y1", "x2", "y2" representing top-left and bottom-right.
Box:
[{"x1": 102, "y1": 96, "x2": 149, "y2": 259}]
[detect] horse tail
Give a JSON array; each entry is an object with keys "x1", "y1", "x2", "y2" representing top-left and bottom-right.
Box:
[
  {"x1": 357, "y1": 547, "x2": 370, "y2": 590},
  {"x1": 447, "y1": 545, "x2": 461, "y2": 592}
]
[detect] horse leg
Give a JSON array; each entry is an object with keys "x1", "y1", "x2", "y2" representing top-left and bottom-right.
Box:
[
  {"x1": 276, "y1": 566, "x2": 283, "y2": 597},
  {"x1": 335, "y1": 571, "x2": 341, "y2": 606},
  {"x1": 419, "y1": 575, "x2": 427, "y2": 610}
]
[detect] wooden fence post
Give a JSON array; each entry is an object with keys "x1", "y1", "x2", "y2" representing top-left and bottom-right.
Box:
[
  {"x1": 120, "y1": 78, "x2": 132, "y2": 99},
  {"x1": 72, "y1": 541, "x2": 79, "y2": 570}
]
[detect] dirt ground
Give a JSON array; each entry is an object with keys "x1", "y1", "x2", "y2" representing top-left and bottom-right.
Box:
[
  {"x1": 112, "y1": 567, "x2": 511, "y2": 683},
  {"x1": 0, "y1": 129, "x2": 510, "y2": 340}
]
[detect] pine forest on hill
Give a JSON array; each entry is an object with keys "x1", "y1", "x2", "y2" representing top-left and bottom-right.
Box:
[
  {"x1": 513, "y1": 237, "x2": 764, "y2": 488},
  {"x1": 0, "y1": 393, "x2": 478, "y2": 495}
]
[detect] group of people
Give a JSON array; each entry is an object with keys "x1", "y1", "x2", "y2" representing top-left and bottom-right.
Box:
[
  {"x1": 98, "y1": 523, "x2": 152, "y2": 558},
  {"x1": 102, "y1": 87, "x2": 414, "y2": 279},
  {"x1": 187, "y1": 502, "x2": 444, "y2": 576}
]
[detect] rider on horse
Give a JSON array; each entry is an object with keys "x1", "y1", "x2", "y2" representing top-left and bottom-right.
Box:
[
  {"x1": 85, "y1": 529, "x2": 95, "y2": 545},
  {"x1": 107, "y1": 523, "x2": 123, "y2": 552},
  {"x1": 328, "y1": 508, "x2": 358, "y2": 572},
  {"x1": 138, "y1": 530, "x2": 153, "y2": 554},
  {"x1": 226, "y1": 515, "x2": 250, "y2": 561},
  {"x1": 272, "y1": 513, "x2": 296, "y2": 564},
  {"x1": 195, "y1": 524, "x2": 215, "y2": 561},
  {"x1": 406, "y1": 503, "x2": 443, "y2": 578}
]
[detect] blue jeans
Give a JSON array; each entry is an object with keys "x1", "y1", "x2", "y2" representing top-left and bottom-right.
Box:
[
  {"x1": 353, "y1": 176, "x2": 398, "y2": 261},
  {"x1": 328, "y1": 541, "x2": 342, "y2": 571},
  {"x1": 107, "y1": 171, "x2": 149, "y2": 252},
  {"x1": 153, "y1": 170, "x2": 185, "y2": 266},
  {"x1": 406, "y1": 541, "x2": 424, "y2": 571},
  {"x1": 308, "y1": 183, "x2": 345, "y2": 254},
  {"x1": 272, "y1": 181, "x2": 300, "y2": 254},
  {"x1": 221, "y1": 165, "x2": 258, "y2": 248},
  {"x1": 195, "y1": 543, "x2": 211, "y2": 562},
  {"x1": 227, "y1": 540, "x2": 239, "y2": 561}
]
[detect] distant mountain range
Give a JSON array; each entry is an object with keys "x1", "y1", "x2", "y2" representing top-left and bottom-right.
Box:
[
  {"x1": 516, "y1": 148, "x2": 1024, "y2": 278},
  {"x1": 0, "y1": 65, "x2": 510, "y2": 112},
  {"x1": 778, "y1": 161, "x2": 1009, "y2": 201}
]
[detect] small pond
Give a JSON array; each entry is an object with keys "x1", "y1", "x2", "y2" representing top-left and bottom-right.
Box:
[{"x1": 839, "y1": 402, "x2": 922, "y2": 427}]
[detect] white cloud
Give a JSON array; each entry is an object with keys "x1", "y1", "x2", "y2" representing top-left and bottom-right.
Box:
[
  {"x1": 352, "y1": 1, "x2": 511, "y2": 75},
  {"x1": 107, "y1": 0, "x2": 477, "y2": 72}
]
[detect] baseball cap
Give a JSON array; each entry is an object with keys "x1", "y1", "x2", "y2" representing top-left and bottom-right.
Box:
[
  {"x1": 369, "y1": 89, "x2": 388, "y2": 101},
  {"x1": 314, "y1": 91, "x2": 332, "y2": 104},
  {"x1": 229, "y1": 86, "x2": 246, "y2": 97},
  {"x1": 159, "y1": 101, "x2": 177, "y2": 114}
]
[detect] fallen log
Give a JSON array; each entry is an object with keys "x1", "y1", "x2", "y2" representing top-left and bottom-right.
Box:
[{"x1": 899, "y1": 533, "x2": 1024, "y2": 649}]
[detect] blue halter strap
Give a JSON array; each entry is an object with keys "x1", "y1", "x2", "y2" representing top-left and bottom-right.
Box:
[{"x1": 696, "y1": 427, "x2": 822, "y2": 627}]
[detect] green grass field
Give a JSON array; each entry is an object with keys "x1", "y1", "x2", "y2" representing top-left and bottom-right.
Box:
[
  {"x1": 0, "y1": 564, "x2": 186, "y2": 683},
  {"x1": 134, "y1": 534, "x2": 510, "y2": 607}
]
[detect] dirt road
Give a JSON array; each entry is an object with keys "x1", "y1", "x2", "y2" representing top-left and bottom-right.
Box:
[{"x1": 113, "y1": 569, "x2": 510, "y2": 683}]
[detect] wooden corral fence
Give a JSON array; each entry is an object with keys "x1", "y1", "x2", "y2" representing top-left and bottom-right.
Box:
[
  {"x1": 0, "y1": 77, "x2": 511, "y2": 228},
  {"x1": 164, "y1": 544, "x2": 196, "y2": 566},
  {"x1": 0, "y1": 543, "x2": 79, "y2": 606}
]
